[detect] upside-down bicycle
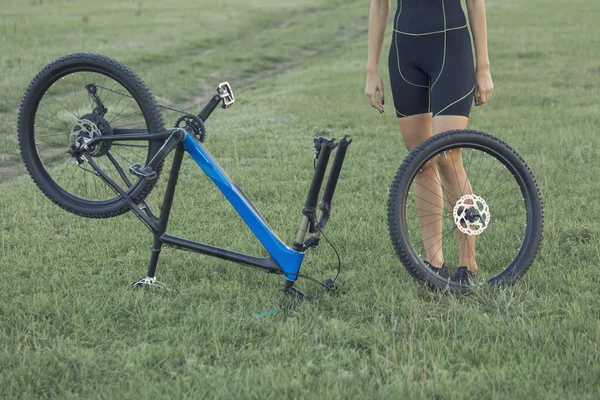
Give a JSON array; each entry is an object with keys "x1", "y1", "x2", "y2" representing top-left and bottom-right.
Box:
[{"x1": 18, "y1": 53, "x2": 543, "y2": 296}]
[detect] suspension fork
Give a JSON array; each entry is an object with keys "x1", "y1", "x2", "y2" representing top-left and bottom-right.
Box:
[
  {"x1": 293, "y1": 135, "x2": 353, "y2": 251},
  {"x1": 285, "y1": 135, "x2": 351, "y2": 297},
  {"x1": 293, "y1": 137, "x2": 337, "y2": 251}
]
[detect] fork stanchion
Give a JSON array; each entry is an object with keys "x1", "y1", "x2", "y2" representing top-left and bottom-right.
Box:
[
  {"x1": 292, "y1": 137, "x2": 337, "y2": 251},
  {"x1": 300, "y1": 135, "x2": 352, "y2": 249},
  {"x1": 317, "y1": 135, "x2": 352, "y2": 229}
]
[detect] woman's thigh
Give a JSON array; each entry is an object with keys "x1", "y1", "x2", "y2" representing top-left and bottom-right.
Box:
[
  {"x1": 397, "y1": 113, "x2": 433, "y2": 151},
  {"x1": 430, "y1": 27, "x2": 475, "y2": 118}
]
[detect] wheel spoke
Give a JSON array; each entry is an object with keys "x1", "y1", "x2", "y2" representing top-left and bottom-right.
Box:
[
  {"x1": 109, "y1": 109, "x2": 142, "y2": 125},
  {"x1": 62, "y1": 76, "x2": 80, "y2": 117},
  {"x1": 108, "y1": 98, "x2": 136, "y2": 124},
  {"x1": 35, "y1": 132, "x2": 67, "y2": 138},
  {"x1": 111, "y1": 119, "x2": 147, "y2": 129},
  {"x1": 112, "y1": 143, "x2": 149, "y2": 149},
  {"x1": 461, "y1": 148, "x2": 476, "y2": 195},
  {"x1": 35, "y1": 108, "x2": 63, "y2": 126},
  {"x1": 46, "y1": 152, "x2": 70, "y2": 173},
  {"x1": 46, "y1": 91, "x2": 79, "y2": 119}
]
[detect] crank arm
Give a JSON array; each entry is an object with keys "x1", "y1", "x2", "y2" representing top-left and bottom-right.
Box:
[
  {"x1": 129, "y1": 128, "x2": 186, "y2": 180},
  {"x1": 198, "y1": 82, "x2": 236, "y2": 122}
]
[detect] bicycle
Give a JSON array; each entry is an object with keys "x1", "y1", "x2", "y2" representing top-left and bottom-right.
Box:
[
  {"x1": 18, "y1": 53, "x2": 352, "y2": 299},
  {"x1": 18, "y1": 53, "x2": 543, "y2": 296}
]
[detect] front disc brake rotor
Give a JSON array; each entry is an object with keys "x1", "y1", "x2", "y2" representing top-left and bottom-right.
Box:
[{"x1": 453, "y1": 194, "x2": 491, "y2": 236}]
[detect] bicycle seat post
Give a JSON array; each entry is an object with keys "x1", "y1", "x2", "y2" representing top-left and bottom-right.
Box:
[{"x1": 132, "y1": 143, "x2": 186, "y2": 290}]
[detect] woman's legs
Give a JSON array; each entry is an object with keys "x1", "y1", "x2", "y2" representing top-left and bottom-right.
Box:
[
  {"x1": 397, "y1": 113, "x2": 446, "y2": 269},
  {"x1": 432, "y1": 115, "x2": 478, "y2": 274},
  {"x1": 397, "y1": 113, "x2": 478, "y2": 274}
]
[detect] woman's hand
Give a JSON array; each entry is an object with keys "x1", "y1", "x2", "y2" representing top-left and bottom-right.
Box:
[
  {"x1": 474, "y1": 67, "x2": 493, "y2": 106},
  {"x1": 365, "y1": 69, "x2": 385, "y2": 113}
]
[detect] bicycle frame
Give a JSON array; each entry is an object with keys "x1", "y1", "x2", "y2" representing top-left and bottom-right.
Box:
[
  {"x1": 182, "y1": 133, "x2": 304, "y2": 281},
  {"x1": 81, "y1": 83, "x2": 352, "y2": 295}
]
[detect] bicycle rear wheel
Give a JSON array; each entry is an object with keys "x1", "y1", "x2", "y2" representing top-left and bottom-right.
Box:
[
  {"x1": 387, "y1": 130, "x2": 543, "y2": 291},
  {"x1": 18, "y1": 53, "x2": 165, "y2": 218}
]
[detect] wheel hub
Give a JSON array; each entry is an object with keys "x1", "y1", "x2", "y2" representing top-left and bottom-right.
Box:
[
  {"x1": 70, "y1": 113, "x2": 113, "y2": 157},
  {"x1": 453, "y1": 194, "x2": 491, "y2": 236}
]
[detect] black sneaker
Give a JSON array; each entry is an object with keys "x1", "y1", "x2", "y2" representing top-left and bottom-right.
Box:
[
  {"x1": 452, "y1": 266, "x2": 475, "y2": 284},
  {"x1": 425, "y1": 262, "x2": 450, "y2": 279}
]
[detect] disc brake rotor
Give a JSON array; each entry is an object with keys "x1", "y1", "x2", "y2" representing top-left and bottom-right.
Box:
[
  {"x1": 453, "y1": 194, "x2": 491, "y2": 236},
  {"x1": 70, "y1": 114, "x2": 113, "y2": 157}
]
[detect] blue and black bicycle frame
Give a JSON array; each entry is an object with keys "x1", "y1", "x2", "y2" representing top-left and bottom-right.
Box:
[{"x1": 83, "y1": 83, "x2": 352, "y2": 298}]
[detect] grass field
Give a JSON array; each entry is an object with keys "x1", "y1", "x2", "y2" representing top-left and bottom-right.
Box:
[{"x1": 1, "y1": 0, "x2": 600, "y2": 398}]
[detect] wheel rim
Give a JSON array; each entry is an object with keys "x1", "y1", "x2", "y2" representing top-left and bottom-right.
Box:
[
  {"x1": 398, "y1": 141, "x2": 535, "y2": 286},
  {"x1": 26, "y1": 66, "x2": 156, "y2": 205}
]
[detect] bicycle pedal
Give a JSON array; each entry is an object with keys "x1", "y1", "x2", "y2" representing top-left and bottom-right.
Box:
[
  {"x1": 131, "y1": 276, "x2": 170, "y2": 290},
  {"x1": 217, "y1": 82, "x2": 235, "y2": 108},
  {"x1": 129, "y1": 164, "x2": 157, "y2": 180}
]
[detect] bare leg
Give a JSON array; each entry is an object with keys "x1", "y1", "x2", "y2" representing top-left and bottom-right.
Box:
[
  {"x1": 432, "y1": 116, "x2": 478, "y2": 274},
  {"x1": 397, "y1": 113, "x2": 446, "y2": 268}
]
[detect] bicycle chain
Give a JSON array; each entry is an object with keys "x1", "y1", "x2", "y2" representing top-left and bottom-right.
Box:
[{"x1": 95, "y1": 84, "x2": 190, "y2": 115}]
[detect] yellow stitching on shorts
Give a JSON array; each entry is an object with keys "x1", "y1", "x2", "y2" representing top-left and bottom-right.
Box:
[
  {"x1": 393, "y1": 24, "x2": 467, "y2": 36},
  {"x1": 434, "y1": 84, "x2": 475, "y2": 116},
  {"x1": 395, "y1": 33, "x2": 429, "y2": 88},
  {"x1": 395, "y1": 0, "x2": 402, "y2": 29},
  {"x1": 394, "y1": 0, "x2": 429, "y2": 89},
  {"x1": 428, "y1": 78, "x2": 431, "y2": 113},
  {"x1": 431, "y1": 0, "x2": 447, "y2": 89},
  {"x1": 395, "y1": 107, "x2": 407, "y2": 117}
]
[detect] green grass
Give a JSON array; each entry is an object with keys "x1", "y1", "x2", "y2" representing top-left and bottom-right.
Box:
[{"x1": 1, "y1": 0, "x2": 600, "y2": 398}]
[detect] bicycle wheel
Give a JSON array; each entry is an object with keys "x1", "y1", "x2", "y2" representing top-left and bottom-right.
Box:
[
  {"x1": 18, "y1": 53, "x2": 165, "y2": 218},
  {"x1": 387, "y1": 130, "x2": 543, "y2": 291}
]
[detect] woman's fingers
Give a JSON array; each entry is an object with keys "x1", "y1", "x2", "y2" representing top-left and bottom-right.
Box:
[
  {"x1": 474, "y1": 70, "x2": 494, "y2": 106},
  {"x1": 366, "y1": 90, "x2": 384, "y2": 113},
  {"x1": 365, "y1": 73, "x2": 385, "y2": 113},
  {"x1": 475, "y1": 85, "x2": 493, "y2": 105}
]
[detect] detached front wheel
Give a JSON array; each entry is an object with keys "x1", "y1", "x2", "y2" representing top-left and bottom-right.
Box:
[{"x1": 387, "y1": 130, "x2": 543, "y2": 291}]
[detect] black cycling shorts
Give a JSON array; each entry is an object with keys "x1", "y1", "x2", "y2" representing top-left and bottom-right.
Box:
[{"x1": 388, "y1": 0, "x2": 475, "y2": 118}]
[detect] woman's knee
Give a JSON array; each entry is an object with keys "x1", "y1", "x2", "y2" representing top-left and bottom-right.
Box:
[{"x1": 436, "y1": 150, "x2": 463, "y2": 176}]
